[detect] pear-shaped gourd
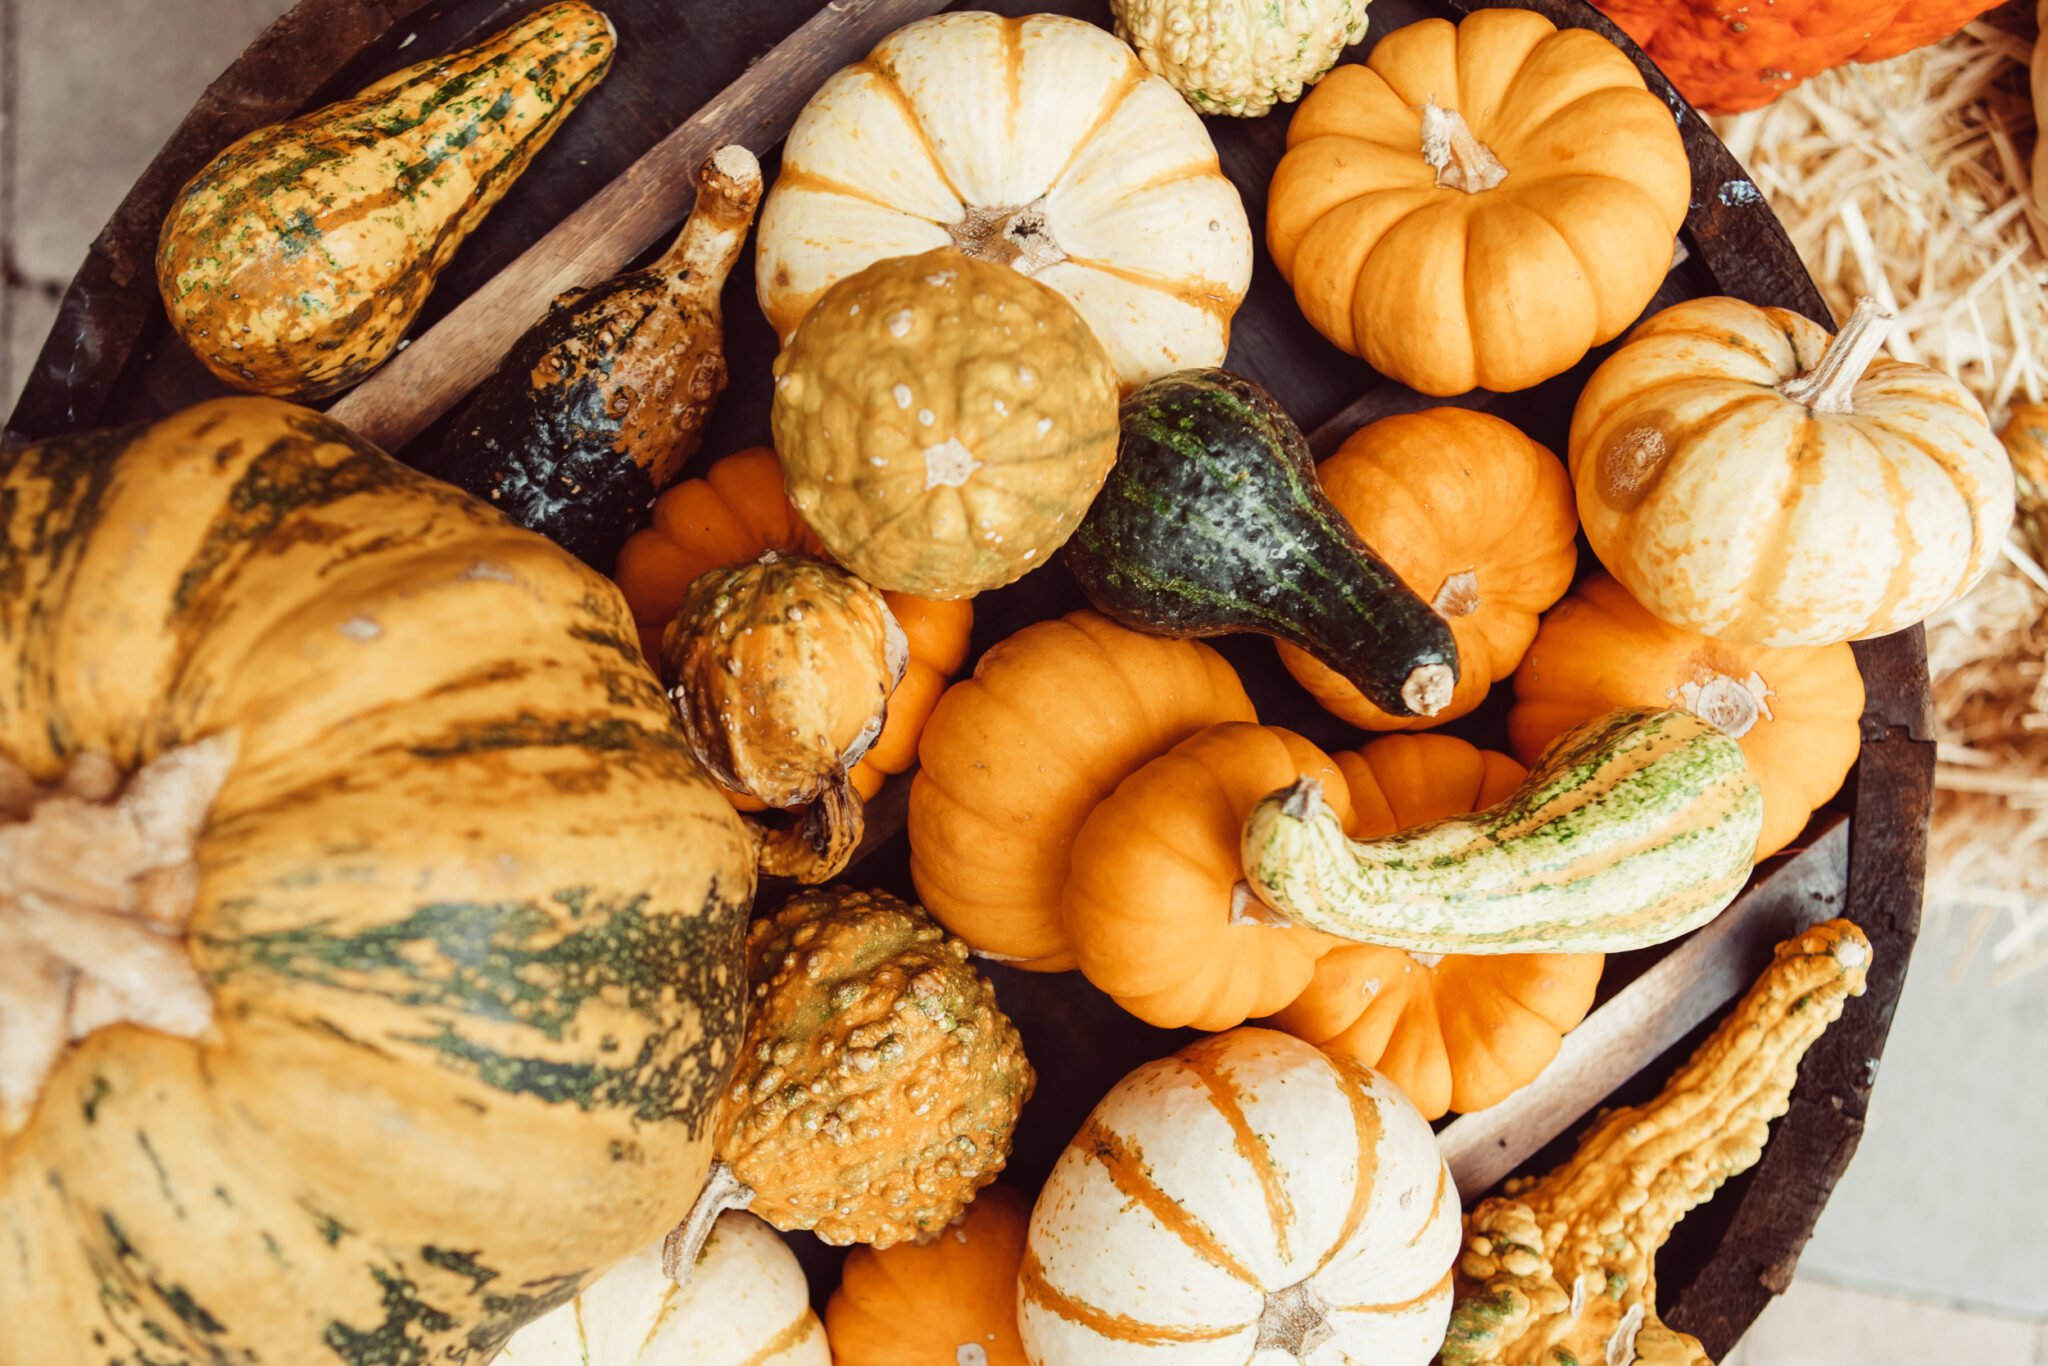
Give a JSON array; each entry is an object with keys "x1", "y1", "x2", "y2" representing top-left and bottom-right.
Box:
[
  {"x1": 415, "y1": 146, "x2": 764, "y2": 567},
  {"x1": 1065, "y1": 369, "x2": 1459, "y2": 719},
  {"x1": 157, "y1": 3, "x2": 615, "y2": 399}
]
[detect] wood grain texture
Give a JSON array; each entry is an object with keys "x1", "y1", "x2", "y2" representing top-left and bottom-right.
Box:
[
  {"x1": 1439, "y1": 814, "x2": 1850, "y2": 1195},
  {"x1": 4, "y1": 0, "x2": 1936, "y2": 1350},
  {"x1": 325, "y1": 0, "x2": 951, "y2": 451}
]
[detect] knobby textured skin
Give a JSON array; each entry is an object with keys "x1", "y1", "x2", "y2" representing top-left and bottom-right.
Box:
[
  {"x1": 1267, "y1": 9, "x2": 1691, "y2": 396},
  {"x1": 771, "y1": 248, "x2": 1120, "y2": 599},
  {"x1": 1509, "y1": 573, "x2": 1864, "y2": 860},
  {"x1": 0, "y1": 398, "x2": 755, "y2": 1363},
  {"x1": 611, "y1": 446, "x2": 973, "y2": 807},
  {"x1": 1068, "y1": 368, "x2": 1459, "y2": 718},
  {"x1": 1242, "y1": 708, "x2": 1763, "y2": 955},
  {"x1": 1570, "y1": 296, "x2": 2016, "y2": 647},
  {"x1": 825, "y1": 1185, "x2": 1031, "y2": 1366},
  {"x1": 1594, "y1": 0, "x2": 2002, "y2": 113},
  {"x1": 497, "y1": 1212, "x2": 827, "y2": 1365},
  {"x1": 755, "y1": 10, "x2": 1253, "y2": 387},
  {"x1": 909, "y1": 611, "x2": 1256, "y2": 971},
  {"x1": 414, "y1": 147, "x2": 764, "y2": 569},
  {"x1": 1019, "y1": 1028, "x2": 1460, "y2": 1365},
  {"x1": 155, "y1": 2, "x2": 614, "y2": 399},
  {"x1": 1065, "y1": 722, "x2": 1354, "y2": 1031},
  {"x1": 1279, "y1": 408, "x2": 1578, "y2": 730},
  {"x1": 1442, "y1": 920, "x2": 1872, "y2": 1366},
  {"x1": 1269, "y1": 734, "x2": 1604, "y2": 1121},
  {"x1": 1111, "y1": 0, "x2": 1369, "y2": 116},
  {"x1": 717, "y1": 888, "x2": 1033, "y2": 1248}
]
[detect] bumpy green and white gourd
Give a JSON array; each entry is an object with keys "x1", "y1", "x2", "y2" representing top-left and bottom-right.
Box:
[
  {"x1": 1111, "y1": 0, "x2": 1371, "y2": 116},
  {"x1": 498, "y1": 1211, "x2": 827, "y2": 1365},
  {"x1": 1240, "y1": 708, "x2": 1763, "y2": 954}
]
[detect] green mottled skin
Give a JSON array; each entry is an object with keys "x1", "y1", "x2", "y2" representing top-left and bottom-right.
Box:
[
  {"x1": 155, "y1": 2, "x2": 614, "y2": 399},
  {"x1": 1242, "y1": 707, "x2": 1763, "y2": 954},
  {"x1": 1066, "y1": 368, "x2": 1457, "y2": 717},
  {"x1": 1, "y1": 397, "x2": 753, "y2": 1364}
]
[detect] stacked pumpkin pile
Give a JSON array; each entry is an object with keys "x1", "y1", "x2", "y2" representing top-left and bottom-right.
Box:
[{"x1": 0, "y1": 3, "x2": 2018, "y2": 1365}]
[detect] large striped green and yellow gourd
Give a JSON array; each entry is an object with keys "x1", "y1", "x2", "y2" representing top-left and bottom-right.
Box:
[
  {"x1": 1239, "y1": 707, "x2": 1762, "y2": 954},
  {"x1": 155, "y1": 2, "x2": 615, "y2": 399},
  {"x1": 0, "y1": 397, "x2": 754, "y2": 1363}
]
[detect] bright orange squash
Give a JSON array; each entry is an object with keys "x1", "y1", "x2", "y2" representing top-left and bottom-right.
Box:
[
  {"x1": 1507, "y1": 574, "x2": 1864, "y2": 860},
  {"x1": 1268, "y1": 734, "x2": 1603, "y2": 1120},
  {"x1": 825, "y1": 1186, "x2": 1031, "y2": 1366},
  {"x1": 1279, "y1": 409, "x2": 1577, "y2": 730},
  {"x1": 1593, "y1": 0, "x2": 2003, "y2": 114},
  {"x1": 909, "y1": 612, "x2": 1256, "y2": 971},
  {"x1": 612, "y1": 447, "x2": 972, "y2": 808},
  {"x1": 1064, "y1": 723, "x2": 1352, "y2": 1030}
]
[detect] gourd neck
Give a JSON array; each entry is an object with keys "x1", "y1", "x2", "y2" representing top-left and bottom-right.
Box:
[
  {"x1": 1420, "y1": 102, "x2": 1507, "y2": 194},
  {"x1": 655, "y1": 144, "x2": 764, "y2": 288},
  {"x1": 948, "y1": 198, "x2": 1069, "y2": 275},
  {"x1": 663, "y1": 1159, "x2": 757, "y2": 1287},
  {"x1": 1778, "y1": 297, "x2": 1892, "y2": 415},
  {"x1": 0, "y1": 736, "x2": 235, "y2": 1136}
]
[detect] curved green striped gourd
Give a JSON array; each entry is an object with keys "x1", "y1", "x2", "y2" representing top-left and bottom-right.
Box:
[
  {"x1": 0, "y1": 397, "x2": 752, "y2": 1362},
  {"x1": 1064, "y1": 368, "x2": 1459, "y2": 719},
  {"x1": 156, "y1": 2, "x2": 615, "y2": 400},
  {"x1": 1240, "y1": 707, "x2": 1763, "y2": 954}
]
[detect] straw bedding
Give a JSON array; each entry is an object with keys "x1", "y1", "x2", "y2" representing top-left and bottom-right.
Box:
[{"x1": 1712, "y1": 11, "x2": 2048, "y2": 983}]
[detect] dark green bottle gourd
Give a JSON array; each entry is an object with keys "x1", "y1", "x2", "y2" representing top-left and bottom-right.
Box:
[
  {"x1": 1065, "y1": 369, "x2": 1459, "y2": 718},
  {"x1": 410, "y1": 147, "x2": 763, "y2": 568}
]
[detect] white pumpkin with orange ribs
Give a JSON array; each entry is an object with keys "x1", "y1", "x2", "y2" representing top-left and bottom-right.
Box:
[
  {"x1": 753, "y1": 10, "x2": 1254, "y2": 388},
  {"x1": 1018, "y1": 1027, "x2": 1458, "y2": 1365}
]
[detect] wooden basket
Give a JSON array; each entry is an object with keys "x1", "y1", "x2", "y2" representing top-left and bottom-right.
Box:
[{"x1": 1, "y1": 0, "x2": 1934, "y2": 1353}]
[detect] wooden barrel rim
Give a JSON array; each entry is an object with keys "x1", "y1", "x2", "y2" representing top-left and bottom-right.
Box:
[{"x1": 2, "y1": 0, "x2": 1934, "y2": 1354}]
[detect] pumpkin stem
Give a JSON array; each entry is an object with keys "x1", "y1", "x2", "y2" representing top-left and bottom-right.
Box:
[
  {"x1": 1401, "y1": 662, "x2": 1455, "y2": 717},
  {"x1": 0, "y1": 735, "x2": 236, "y2": 1135},
  {"x1": 663, "y1": 1159, "x2": 756, "y2": 1287},
  {"x1": 947, "y1": 198, "x2": 1070, "y2": 275},
  {"x1": 753, "y1": 774, "x2": 865, "y2": 884},
  {"x1": 1778, "y1": 297, "x2": 1893, "y2": 415},
  {"x1": 1420, "y1": 101, "x2": 1507, "y2": 194}
]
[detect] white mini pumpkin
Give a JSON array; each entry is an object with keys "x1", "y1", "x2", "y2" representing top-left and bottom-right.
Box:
[
  {"x1": 1018, "y1": 1027, "x2": 1459, "y2": 1365},
  {"x1": 498, "y1": 1211, "x2": 828, "y2": 1365},
  {"x1": 754, "y1": 10, "x2": 1254, "y2": 387},
  {"x1": 1111, "y1": 0, "x2": 1369, "y2": 117}
]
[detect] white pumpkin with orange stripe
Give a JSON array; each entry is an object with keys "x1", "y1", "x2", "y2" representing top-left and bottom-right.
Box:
[
  {"x1": 1570, "y1": 295, "x2": 2015, "y2": 647},
  {"x1": 1018, "y1": 1028, "x2": 1458, "y2": 1365},
  {"x1": 497, "y1": 1210, "x2": 828, "y2": 1365},
  {"x1": 753, "y1": 10, "x2": 1253, "y2": 388}
]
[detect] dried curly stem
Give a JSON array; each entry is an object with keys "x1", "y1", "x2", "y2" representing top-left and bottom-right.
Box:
[
  {"x1": 1420, "y1": 100, "x2": 1507, "y2": 193},
  {"x1": 752, "y1": 773, "x2": 864, "y2": 884},
  {"x1": 0, "y1": 736, "x2": 235, "y2": 1134},
  {"x1": 662, "y1": 1159, "x2": 757, "y2": 1287}
]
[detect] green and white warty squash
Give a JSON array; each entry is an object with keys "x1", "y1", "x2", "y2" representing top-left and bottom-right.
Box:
[{"x1": 1111, "y1": 0, "x2": 1370, "y2": 116}]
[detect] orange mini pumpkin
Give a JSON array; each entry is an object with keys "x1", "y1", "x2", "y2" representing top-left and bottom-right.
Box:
[
  {"x1": 1268, "y1": 734, "x2": 1603, "y2": 1120},
  {"x1": 613, "y1": 447, "x2": 972, "y2": 807},
  {"x1": 1065, "y1": 723, "x2": 1353, "y2": 1031},
  {"x1": 910, "y1": 612, "x2": 1256, "y2": 971},
  {"x1": 1266, "y1": 9, "x2": 1690, "y2": 396},
  {"x1": 1280, "y1": 408, "x2": 1577, "y2": 729},
  {"x1": 825, "y1": 1186, "x2": 1030, "y2": 1366},
  {"x1": 1508, "y1": 574, "x2": 1864, "y2": 860}
]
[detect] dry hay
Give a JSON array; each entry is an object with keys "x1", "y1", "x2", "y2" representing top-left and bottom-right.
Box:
[{"x1": 1714, "y1": 19, "x2": 2048, "y2": 985}]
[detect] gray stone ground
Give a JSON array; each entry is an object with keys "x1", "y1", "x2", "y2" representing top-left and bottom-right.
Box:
[{"x1": 3, "y1": 1, "x2": 2044, "y2": 1358}]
